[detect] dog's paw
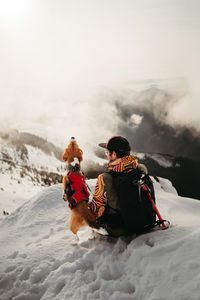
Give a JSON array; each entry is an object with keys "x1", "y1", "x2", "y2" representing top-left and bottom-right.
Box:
[
  {"x1": 62, "y1": 193, "x2": 68, "y2": 201},
  {"x1": 70, "y1": 234, "x2": 79, "y2": 245}
]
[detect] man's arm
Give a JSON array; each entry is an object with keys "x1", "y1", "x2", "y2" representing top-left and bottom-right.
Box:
[{"x1": 89, "y1": 174, "x2": 107, "y2": 218}]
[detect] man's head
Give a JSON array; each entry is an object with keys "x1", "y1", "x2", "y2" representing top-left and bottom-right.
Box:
[{"x1": 99, "y1": 136, "x2": 131, "y2": 162}]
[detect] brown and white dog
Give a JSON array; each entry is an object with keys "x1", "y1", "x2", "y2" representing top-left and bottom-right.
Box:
[{"x1": 62, "y1": 137, "x2": 100, "y2": 234}]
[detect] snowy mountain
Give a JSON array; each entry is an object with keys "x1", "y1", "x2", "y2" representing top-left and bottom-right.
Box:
[
  {"x1": 0, "y1": 129, "x2": 65, "y2": 217},
  {"x1": 94, "y1": 146, "x2": 200, "y2": 201},
  {"x1": 136, "y1": 152, "x2": 200, "y2": 201},
  {"x1": 0, "y1": 177, "x2": 200, "y2": 300}
]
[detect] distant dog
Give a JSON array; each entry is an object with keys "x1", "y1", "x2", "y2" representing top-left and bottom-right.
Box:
[{"x1": 62, "y1": 137, "x2": 100, "y2": 234}]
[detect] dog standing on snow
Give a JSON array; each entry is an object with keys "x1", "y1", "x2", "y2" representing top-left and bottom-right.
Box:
[{"x1": 62, "y1": 137, "x2": 100, "y2": 234}]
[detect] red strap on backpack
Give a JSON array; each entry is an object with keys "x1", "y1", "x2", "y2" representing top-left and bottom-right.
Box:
[{"x1": 142, "y1": 185, "x2": 169, "y2": 229}]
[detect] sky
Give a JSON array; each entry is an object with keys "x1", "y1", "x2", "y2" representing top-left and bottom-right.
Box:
[{"x1": 0, "y1": 0, "x2": 200, "y2": 154}]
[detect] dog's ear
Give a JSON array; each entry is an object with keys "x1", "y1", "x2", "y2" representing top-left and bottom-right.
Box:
[
  {"x1": 76, "y1": 149, "x2": 83, "y2": 162},
  {"x1": 62, "y1": 148, "x2": 69, "y2": 161}
]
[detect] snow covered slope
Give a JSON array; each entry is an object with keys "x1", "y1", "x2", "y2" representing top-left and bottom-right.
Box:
[
  {"x1": 0, "y1": 178, "x2": 200, "y2": 300},
  {"x1": 0, "y1": 133, "x2": 65, "y2": 218}
]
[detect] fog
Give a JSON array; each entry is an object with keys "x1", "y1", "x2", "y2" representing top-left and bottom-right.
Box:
[{"x1": 0, "y1": 0, "x2": 200, "y2": 158}]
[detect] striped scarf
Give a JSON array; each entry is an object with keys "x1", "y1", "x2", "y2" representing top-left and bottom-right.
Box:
[{"x1": 107, "y1": 154, "x2": 138, "y2": 172}]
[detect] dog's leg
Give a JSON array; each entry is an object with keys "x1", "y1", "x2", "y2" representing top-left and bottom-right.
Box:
[
  {"x1": 62, "y1": 174, "x2": 68, "y2": 191},
  {"x1": 70, "y1": 232, "x2": 80, "y2": 245},
  {"x1": 70, "y1": 210, "x2": 87, "y2": 234},
  {"x1": 75, "y1": 202, "x2": 101, "y2": 230}
]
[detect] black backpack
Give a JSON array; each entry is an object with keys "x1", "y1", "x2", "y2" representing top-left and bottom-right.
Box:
[{"x1": 102, "y1": 168, "x2": 157, "y2": 234}]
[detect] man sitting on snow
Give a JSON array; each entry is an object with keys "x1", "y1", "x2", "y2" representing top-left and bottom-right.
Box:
[{"x1": 89, "y1": 136, "x2": 149, "y2": 237}]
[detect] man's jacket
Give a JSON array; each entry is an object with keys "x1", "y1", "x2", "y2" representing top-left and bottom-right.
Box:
[{"x1": 89, "y1": 154, "x2": 138, "y2": 218}]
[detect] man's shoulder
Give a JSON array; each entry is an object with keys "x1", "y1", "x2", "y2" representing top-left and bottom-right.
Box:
[{"x1": 100, "y1": 172, "x2": 113, "y2": 185}]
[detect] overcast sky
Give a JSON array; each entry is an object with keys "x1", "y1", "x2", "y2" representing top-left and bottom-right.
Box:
[{"x1": 0, "y1": 0, "x2": 200, "y2": 149}]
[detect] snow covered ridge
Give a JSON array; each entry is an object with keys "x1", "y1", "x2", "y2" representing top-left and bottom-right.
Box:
[
  {"x1": 133, "y1": 151, "x2": 200, "y2": 201},
  {"x1": 1, "y1": 178, "x2": 200, "y2": 300},
  {"x1": 135, "y1": 152, "x2": 178, "y2": 168},
  {"x1": 0, "y1": 132, "x2": 65, "y2": 218},
  {"x1": 0, "y1": 136, "x2": 65, "y2": 173},
  {"x1": 95, "y1": 147, "x2": 200, "y2": 201},
  {"x1": 0, "y1": 129, "x2": 63, "y2": 161}
]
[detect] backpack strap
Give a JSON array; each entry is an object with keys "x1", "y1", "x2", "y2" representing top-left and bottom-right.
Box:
[
  {"x1": 98, "y1": 172, "x2": 124, "y2": 228},
  {"x1": 102, "y1": 172, "x2": 120, "y2": 212}
]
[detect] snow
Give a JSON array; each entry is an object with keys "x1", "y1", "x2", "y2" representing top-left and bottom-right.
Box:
[
  {"x1": 135, "y1": 152, "x2": 174, "y2": 168},
  {"x1": 25, "y1": 145, "x2": 64, "y2": 173},
  {"x1": 149, "y1": 153, "x2": 173, "y2": 168},
  {"x1": 0, "y1": 163, "x2": 43, "y2": 220},
  {"x1": 134, "y1": 152, "x2": 146, "y2": 160},
  {"x1": 0, "y1": 139, "x2": 65, "y2": 219},
  {"x1": 1, "y1": 178, "x2": 200, "y2": 300},
  {"x1": 0, "y1": 137, "x2": 64, "y2": 174}
]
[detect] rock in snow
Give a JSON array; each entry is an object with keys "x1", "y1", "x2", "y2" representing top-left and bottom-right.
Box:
[{"x1": 0, "y1": 178, "x2": 200, "y2": 300}]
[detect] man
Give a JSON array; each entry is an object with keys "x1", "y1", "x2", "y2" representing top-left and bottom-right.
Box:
[{"x1": 89, "y1": 136, "x2": 144, "y2": 237}]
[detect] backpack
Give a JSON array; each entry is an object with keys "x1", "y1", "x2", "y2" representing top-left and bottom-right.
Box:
[{"x1": 102, "y1": 168, "x2": 157, "y2": 234}]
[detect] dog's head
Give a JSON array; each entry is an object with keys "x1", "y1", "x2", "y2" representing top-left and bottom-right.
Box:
[{"x1": 64, "y1": 137, "x2": 83, "y2": 170}]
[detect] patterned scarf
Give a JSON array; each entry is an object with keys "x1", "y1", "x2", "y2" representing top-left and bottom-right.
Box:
[{"x1": 107, "y1": 154, "x2": 138, "y2": 172}]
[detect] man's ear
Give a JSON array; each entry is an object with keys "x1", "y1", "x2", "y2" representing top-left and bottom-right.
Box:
[{"x1": 112, "y1": 151, "x2": 118, "y2": 159}]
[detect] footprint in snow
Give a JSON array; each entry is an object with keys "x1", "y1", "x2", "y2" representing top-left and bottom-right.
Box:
[
  {"x1": 19, "y1": 267, "x2": 31, "y2": 281},
  {"x1": 144, "y1": 238, "x2": 155, "y2": 247},
  {"x1": 25, "y1": 242, "x2": 33, "y2": 247},
  {"x1": 54, "y1": 279, "x2": 66, "y2": 295},
  {"x1": 5, "y1": 265, "x2": 16, "y2": 273},
  {"x1": 7, "y1": 251, "x2": 19, "y2": 259},
  {"x1": 19, "y1": 253, "x2": 27, "y2": 258},
  {"x1": 57, "y1": 227, "x2": 64, "y2": 232},
  {"x1": 35, "y1": 228, "x2": 54, "y2": 243}
]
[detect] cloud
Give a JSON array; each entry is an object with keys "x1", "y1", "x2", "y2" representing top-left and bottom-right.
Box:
[
  {"x1": 109, "y1": 84, "x2": 200, "y2": 160},
  {"x1": 1, "y1": 78, "x2": 200, "y2": 162},
  {"x1": 0, "y1": 0, "x2": 200, "y2": 161}
]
